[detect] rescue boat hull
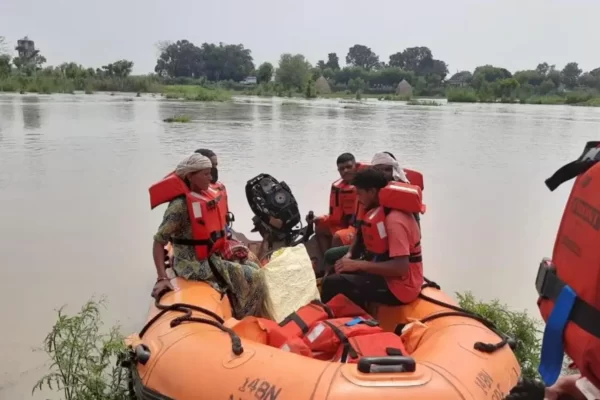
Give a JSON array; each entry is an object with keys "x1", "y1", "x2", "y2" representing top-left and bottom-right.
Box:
[{"x1": 126, "y1": 278, "x2": 520, "y2": 400}]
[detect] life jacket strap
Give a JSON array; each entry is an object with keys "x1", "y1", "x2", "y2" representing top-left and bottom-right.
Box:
[
  {"x1": 545, "y1": 141, "x2": 600, "y2": 191},
  {"x1": 536, "y1": 258, "x2": 600, "y2": 339}
]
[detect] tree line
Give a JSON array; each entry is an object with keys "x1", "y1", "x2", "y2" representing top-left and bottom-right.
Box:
[{"x1": 3, "y1": 34, "x2": 600, "y2": 99}]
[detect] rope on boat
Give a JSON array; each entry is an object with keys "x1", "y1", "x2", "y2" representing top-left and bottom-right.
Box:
[
  {"x1": 413, "y1": 278, "x2": 516, "y2": 354},
  {"x1": 138, "y1": 297, "x2": 244, "y2": 356}
]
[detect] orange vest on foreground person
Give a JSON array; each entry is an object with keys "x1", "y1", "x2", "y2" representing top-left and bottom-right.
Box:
[
  {"x1": 536, "y1": 141, "x2": 600, "y2": 389},
  {"x1": 239, "y1": 294, "x2": 408, "y2": 363},
  {"x1": 149, "y1": 173, "x2": 228, "y2": 260},
  {"x1": 328, "y1": 179, "x2": 357, "y2": 227},
  {"x1": 358, "y1": 181, "x2": 425, "y2": 261}
]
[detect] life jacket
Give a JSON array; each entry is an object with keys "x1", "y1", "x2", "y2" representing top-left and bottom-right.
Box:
[
  {"x1": 341, "y1": 332, "x2": 408, "y2": 364},
  {"x1": 329, "y1": 179, "x2": 357, "y2": 227},
  {"x1": 278, "y1": 295, "x2": 370, "y2": 338},
  {"x1": 359, "y1": 181, "x2": 424, "y2": 261},
  {"x1": 304, "y1": 317, "x2": 383, "y2": 361},
  {"x1": 211, "y1": 181, "x2": 233, "y2": 225},
  {"x1": 357, "y1": 162, "x2": 425, "y2": 191},
  {"x1": 537, "y1": 141, "x2": 600, "y2": 388},
  {"x1": 149, "y1": 173, "x2": 228, "y2": 260}
]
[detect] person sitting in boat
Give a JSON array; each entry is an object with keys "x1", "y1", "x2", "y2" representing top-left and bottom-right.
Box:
[
  {"x1": 308, "y1": 153, "x2": 360, "y2": 256},
  {"x1": 320, "y1": 167, "x2": 424, "y2": 309},
  {"x1": 322, "y1": 151, "x2": 417, "y2": 270},
  {"x1": 149, "y1": 153, "x2": 272, "y2": 319},
  {"x1": 194, "y1": 148, "x2": 234, "y2": 234}
]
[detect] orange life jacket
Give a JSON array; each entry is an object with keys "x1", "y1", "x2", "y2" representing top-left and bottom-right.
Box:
[
  {"x1": 359, "y1": 181, "x2": 424, "y2": 261},
  {"x1": 537, "y1": 142, "x2": 600, "y2": 388},
  {"x1": 149, "y1": 173, "x2": 228, "y2": 260},
  {"x1": 211, "y1": 181, "x2": 233, "y2": 224},
  {"x1": 329, "y1": 179, "x2": 357, "y2": 227},
  {"x1": 304, "y1": 317, "x2": 383, "y2": 361}
]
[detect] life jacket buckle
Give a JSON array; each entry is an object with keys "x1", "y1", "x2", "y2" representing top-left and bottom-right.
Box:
[{"x1": 536, "y1": 257, "x2": 557, "y2": 298}]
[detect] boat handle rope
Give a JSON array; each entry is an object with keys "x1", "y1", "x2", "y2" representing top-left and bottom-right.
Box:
[
  {"x1": 411, "y1": 278, "x2": 516, "y2": 354},
  {"x1": 137, "y1": 297, "x2": 244, "y2": 356}
]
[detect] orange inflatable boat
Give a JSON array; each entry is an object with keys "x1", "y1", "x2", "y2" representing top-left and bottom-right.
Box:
[{"x1": 124, "y1": 278, "x2": 520, "y2": 399}]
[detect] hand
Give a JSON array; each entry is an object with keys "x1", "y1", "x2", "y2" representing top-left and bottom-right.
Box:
[
  {"x1": 152, "y1": 278, "x2": 174, "y2": 299},
  {"x1": 306, "y1": 213, "x2": 317, "y2": 224},
  {"x1": 334, "y1": 257, "x2": 361, "y2": 274},
  {"x1": 544, "y1": 375, "x2": 585, "y2": 400}
]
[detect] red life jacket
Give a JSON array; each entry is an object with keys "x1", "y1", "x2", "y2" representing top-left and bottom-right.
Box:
[
  {"x1": 304, "y1": 317, "x2": 383, "y2": 361},
  {"x1": 537, "y1": 142, "x2": 600, "y2": 388},
  {"x1": 149, "y1": 173, "x2": 228, "y2": 260},
  {"x1": 329, "y1": 179, "x2": 357, "y2": 227},
  {"x1": 359, "y1": 181, "x2": 424, "y2": 261},
  {"x1": 278, "y1": 295, "x2": 370, "y2": 338},
  {"x1": 211, "y1": 181, "x2": 232, "y2": 224}
]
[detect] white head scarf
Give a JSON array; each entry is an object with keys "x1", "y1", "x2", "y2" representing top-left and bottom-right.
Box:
[
  {"x1": 175, "y1": 153, "x2": 212, "y2": 179},
  {"x1": 371, "y1": 152, "x2": 410, "y2": 183}
]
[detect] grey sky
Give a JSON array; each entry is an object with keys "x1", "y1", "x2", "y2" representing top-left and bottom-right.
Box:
[{"x1": 0, "y1": 0, "x2": 597, "y2": 75}]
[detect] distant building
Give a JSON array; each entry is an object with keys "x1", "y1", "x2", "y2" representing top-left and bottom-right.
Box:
[
  {"x1": 241, "y1": 76, "x2": 257, "y2": 85},
  {"x1": 315, "y1": 76, "x2": 331, "y2": 94},
  {"x1": 396, "y1": 79, "x2": 413, "y2": 96},
  {"x1": 16, "y1": 37, "x2": 36, "y2": 58}
]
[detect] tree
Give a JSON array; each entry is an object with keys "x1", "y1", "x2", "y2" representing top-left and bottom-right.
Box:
[
  {"x1": 348, "y1": 77, "x2": 366, "y2": 93},
  {"x1": 154, "y1": 39, "x2": 203, "y2": 78},
  {"x1": 538, "y1": 79, "x2": 556, "y2": 95},
  {"x1": 513, "y1": 70, "x2": 545, "y2": 87},
  {"x1": 389, "y1": 47, "x2": 431, "y2": 74},
  {"x1": 0, "y1": 36, "x2": 8, "y2": 55},
  {"x1": 449, "y1": 70, "x2": 473, "y2": 83},
  {"x1": 276, "y1": 53, "x2": 311, "y2": 91},
  {"x1": 199, "y1": 42, "x2": 254, "y2": 81},
  {"x1": 561, "y1": 62, "x2": 582, "y2": 89},
  {"x1": 536, "y1": 62, "x2": 550, "y2": 76},
  {"x1": 317, "y1": 60, "x2": 326, "y2": 70},
  {"x1": 346, "y1": 45, "x2": 380, "y2": 71},
  {"x1": 472, "y1": 65, "x2": 512, "y2": 89},
  {"x1": 0, "y1": 54, "x2": 11, "y2": 77},
  {"x1": 102, "y1": 60, "x2": 133, "y2": 78},
  {"x1": 325, "y1": 53, "x2": 340, "y2": 70},
  {"x1": 256, "y1": 62, "x2": 274, "y2": 84},
  {"x1": 578, "y1": 72, "x2": 600, "y2": 90}
]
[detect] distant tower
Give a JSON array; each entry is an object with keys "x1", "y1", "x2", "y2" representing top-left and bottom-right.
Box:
[{"x1": 15, "y1": 37, "x2": 36, "y2": 59}]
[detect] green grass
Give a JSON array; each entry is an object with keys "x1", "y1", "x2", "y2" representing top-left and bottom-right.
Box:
[
  {"x1": 163, "y1": 115, "x2": 191, "y2": 123},
  {"x1": 522, "y1": 95, "x2": 565, "y2": 105},
  {"x1": 379, "y1": 94, "x2": 412, "y2": 101},
  {"x1": 0, "y1": 75, "x2": 162, "y2": 94},
  {"x1": 161, "y1": 85, "x2": 232, "y2": 102}
]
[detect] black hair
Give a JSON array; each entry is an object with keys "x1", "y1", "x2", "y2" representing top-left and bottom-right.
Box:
[
  {"x1": 195, "y1": 148, "x2": 216, "y2": 158},
  {"x1": 383, "y1": 151, "x2": 396, "y2": 160},
  {"x1": 336, "y1": 152, "x2": 355, "y2": 165},
  {"x1": 351, "y1": 167, "x2": 388, "y2": 191}
]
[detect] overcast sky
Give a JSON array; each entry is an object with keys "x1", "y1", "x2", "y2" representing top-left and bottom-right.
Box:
[{"x1": 0, "y1": 0, "x2": 597, "y2": 75}]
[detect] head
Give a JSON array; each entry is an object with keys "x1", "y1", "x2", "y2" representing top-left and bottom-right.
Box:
[
  {"x1": 336, "y1": 152, "x2": 357, "y2": 182},
  {"x1": 371, "y1": 151, "x2": 408, "y2": 183},
  {"x1": 175, "y1": 153, "x2": 213, "y2": 191},
  {"x1": 195, "y1": 148, "x2": 219, "y2": 183},
  {"x1": 351, "y1": 168, "x2": 388, "y2": 209}
]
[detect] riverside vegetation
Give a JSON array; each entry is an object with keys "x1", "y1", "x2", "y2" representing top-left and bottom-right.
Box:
[
  {"x1": 2, "y1": 35, "x2": 600, "y2": 105},
  {"x1": 34, "y1": 292, "x2": 547, "y2": 399}
]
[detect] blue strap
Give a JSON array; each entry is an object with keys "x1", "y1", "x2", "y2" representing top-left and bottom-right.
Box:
[
  {"x1": 539, "y1": 285, "x2": 577, "y2": 386},
  {"x1": 345, "y1": 317, "x2": 364, "y2": 327}
]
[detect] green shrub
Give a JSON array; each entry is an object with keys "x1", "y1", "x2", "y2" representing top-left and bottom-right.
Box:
[
  {"x1": 447, "y1": 88, "x2": 479, "y2": 103},
  {"x1": 33, "y1": 299, "x2": 129, "y2": 400}
]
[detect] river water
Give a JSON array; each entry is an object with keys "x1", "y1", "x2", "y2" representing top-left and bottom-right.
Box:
[{"x1": 0, "y1": 93, "x2": 598, "y2": 398}]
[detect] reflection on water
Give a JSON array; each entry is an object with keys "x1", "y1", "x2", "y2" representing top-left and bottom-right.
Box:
[
  {"x1": 22, "y1": 96, "x2": 42, "y2": 131},
  {"x1": 2, "y1": 94, "x2": 600, "y2": 398}
]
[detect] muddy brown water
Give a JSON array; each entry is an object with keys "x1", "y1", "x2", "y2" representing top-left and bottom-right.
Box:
[{"x1": 1, "y1": 93, "x2": 598, "y2": 398}]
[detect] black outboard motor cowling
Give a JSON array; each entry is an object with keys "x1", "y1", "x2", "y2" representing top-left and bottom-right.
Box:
[{"x1": 245, "y1": 174, "x2": 302, "y2": 244}]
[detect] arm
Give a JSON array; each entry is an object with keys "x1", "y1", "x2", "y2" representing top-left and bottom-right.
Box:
[
  {"x1": 152, "y1": 199, "x2": 184, "y2": 278},
  {"x1": 353, "y1": 257, "x2": 409, "y2": 277},
  {"x1": 153, "y1": 240, "x2": 168, "y2": 280}
]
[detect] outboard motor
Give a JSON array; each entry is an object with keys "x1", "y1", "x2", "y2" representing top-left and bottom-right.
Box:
[{"x1": 245, "y1": 173, "x2": 303, "y2": 246}]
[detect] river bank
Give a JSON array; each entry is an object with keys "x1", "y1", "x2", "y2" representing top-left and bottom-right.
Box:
[{"x1": 2, "y1": 75, "x2": 600, "y2": 107}]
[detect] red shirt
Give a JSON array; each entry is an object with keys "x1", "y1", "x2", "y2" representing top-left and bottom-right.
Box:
[{"x1": 383, "y1": 210, "x2": 423, "y2": 303}]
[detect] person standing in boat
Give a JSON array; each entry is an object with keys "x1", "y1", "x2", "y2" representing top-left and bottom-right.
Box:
[
  {"x1": 149, "y1": 153, "x2": 272, "y2": 319},
  {"x1": 308, "y1": 153, "x2": 361, "y2": 257},
  {"x1": 320, "y1": 167, "x2": 424, "y2": 309},
  {"x1": 194, "y1": 148, "x2": 234, "y2": 234}
]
